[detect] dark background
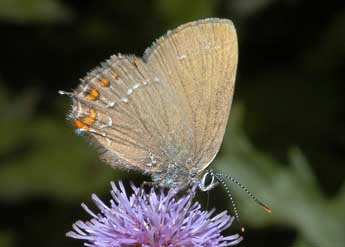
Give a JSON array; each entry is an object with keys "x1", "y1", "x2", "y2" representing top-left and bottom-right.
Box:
[{"x1": 0, "y1": 0, "x2": 344, "y2": 246}]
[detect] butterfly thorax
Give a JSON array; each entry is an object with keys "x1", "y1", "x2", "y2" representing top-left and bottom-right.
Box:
[{"x1": 151, "y1": 162, "x2": 201, "y2": 188}]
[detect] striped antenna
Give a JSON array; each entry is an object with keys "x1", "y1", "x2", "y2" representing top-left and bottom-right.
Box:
[
  {"x1": 210, "y1": 171, "x2": 245, "y2": 232},
  {"x1": 214, "y1": 171, "x2": 272, "y2": 214}
]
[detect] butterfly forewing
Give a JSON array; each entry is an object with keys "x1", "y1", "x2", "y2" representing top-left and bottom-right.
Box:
[{"x1": 144, "y1": 19, "x2": 238, "y2": 173}]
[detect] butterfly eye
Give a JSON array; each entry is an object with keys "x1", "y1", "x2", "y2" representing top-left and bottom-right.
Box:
[{"x1": 199, "y1": 171, "x2": 219, "y2": 191}]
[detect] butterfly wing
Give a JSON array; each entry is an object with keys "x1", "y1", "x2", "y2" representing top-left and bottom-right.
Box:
[
  {"x1": 144, "y1": 18, "x2": 238, "y2": 173},
  {"x1": 70, "y1": 53, "x2": 194, "y2": 173},
  {"x1": 68, "y1": 18, "x2": 237, "y2": 180}
]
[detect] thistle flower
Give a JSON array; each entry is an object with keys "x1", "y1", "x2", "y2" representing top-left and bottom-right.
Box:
[{"x1": 67, "y1": 181, "x2": 242, "y2": 247}]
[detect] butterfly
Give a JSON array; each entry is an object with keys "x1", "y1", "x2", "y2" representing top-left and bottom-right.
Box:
[{"x1": 60, "y1": 18, "x2": 238, "y2": 191}]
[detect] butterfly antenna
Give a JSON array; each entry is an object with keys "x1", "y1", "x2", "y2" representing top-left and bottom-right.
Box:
[
  {"x1": 215, "y1": 172, "x2": 272, "y2": 214},
  {"x1": 211, "y1": 172, "x2": 245, "y2": 232}
]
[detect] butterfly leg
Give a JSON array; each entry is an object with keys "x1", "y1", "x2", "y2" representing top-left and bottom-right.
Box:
[{"x1": 132, "y1": 181, "x2": 160, "y2": 205}]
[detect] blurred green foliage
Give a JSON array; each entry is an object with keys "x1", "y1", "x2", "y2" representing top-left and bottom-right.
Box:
[
  {"x1": 157, "y1": 0, "x2": 216, "y2": 24},
  {"x1": 0, "y1": 0, "x2": 344, "y2": 247},
  {"x1": 0, "y1": 0, "x2": 72, "y2": 23},
  {"x1": 217, "y1": 105, "x2": 345, "y2": 247}
]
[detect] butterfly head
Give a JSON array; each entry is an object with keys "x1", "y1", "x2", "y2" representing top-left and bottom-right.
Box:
[
  {"x1": 198, "y1": 170, "x2": 219, "y2": 191},
  {"x1": 151, "y1": 163, "x2": 219, "y2": 192}
]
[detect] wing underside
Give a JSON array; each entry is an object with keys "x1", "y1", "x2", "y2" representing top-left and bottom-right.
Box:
[
  {"x1": 144, "y1": 18, "x2": 238, "y2": 172},
  {"x1": 69, "y1": 18, "x2": 238, "y2": 176}
]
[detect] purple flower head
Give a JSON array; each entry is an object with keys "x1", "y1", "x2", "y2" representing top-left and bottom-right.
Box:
[{"x1": 67, "y1": 181, "x2": 242, "y2": 247}]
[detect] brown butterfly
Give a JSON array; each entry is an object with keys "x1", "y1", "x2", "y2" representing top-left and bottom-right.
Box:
[
  {"x1": 60, "y1": 19, "x2": 272, "y2": 230},
  {"x1": 60, "y1": 18, "x2": 238, "y2": 191}
]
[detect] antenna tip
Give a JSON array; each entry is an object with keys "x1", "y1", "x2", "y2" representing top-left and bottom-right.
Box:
[
  {"x1": 241, "y1": 227, "x2": 245, "y2": 232},
  {"x1": 263, "y1": 206, "x2": 272, "y2": 214}
]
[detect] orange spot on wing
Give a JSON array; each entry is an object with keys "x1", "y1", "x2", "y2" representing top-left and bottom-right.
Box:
[
  {"x1": 99, "y1": 78, "x2": 109, "y2": 87},
  {"x1": 82, "y1": 117, "x2": 94, "y2": 125},
  {"x1": 72, "y1": 119, "x2": 89, "y2": 131},
  {"x1": 88, "y1": 108, "x2": 97, "y2": 119},
  {"x1": 82, "y1": 108, "x2": 97, "y2": 125},
  {"x1": 85, "y1": 88, "x2": 99, "y2": 100}
]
